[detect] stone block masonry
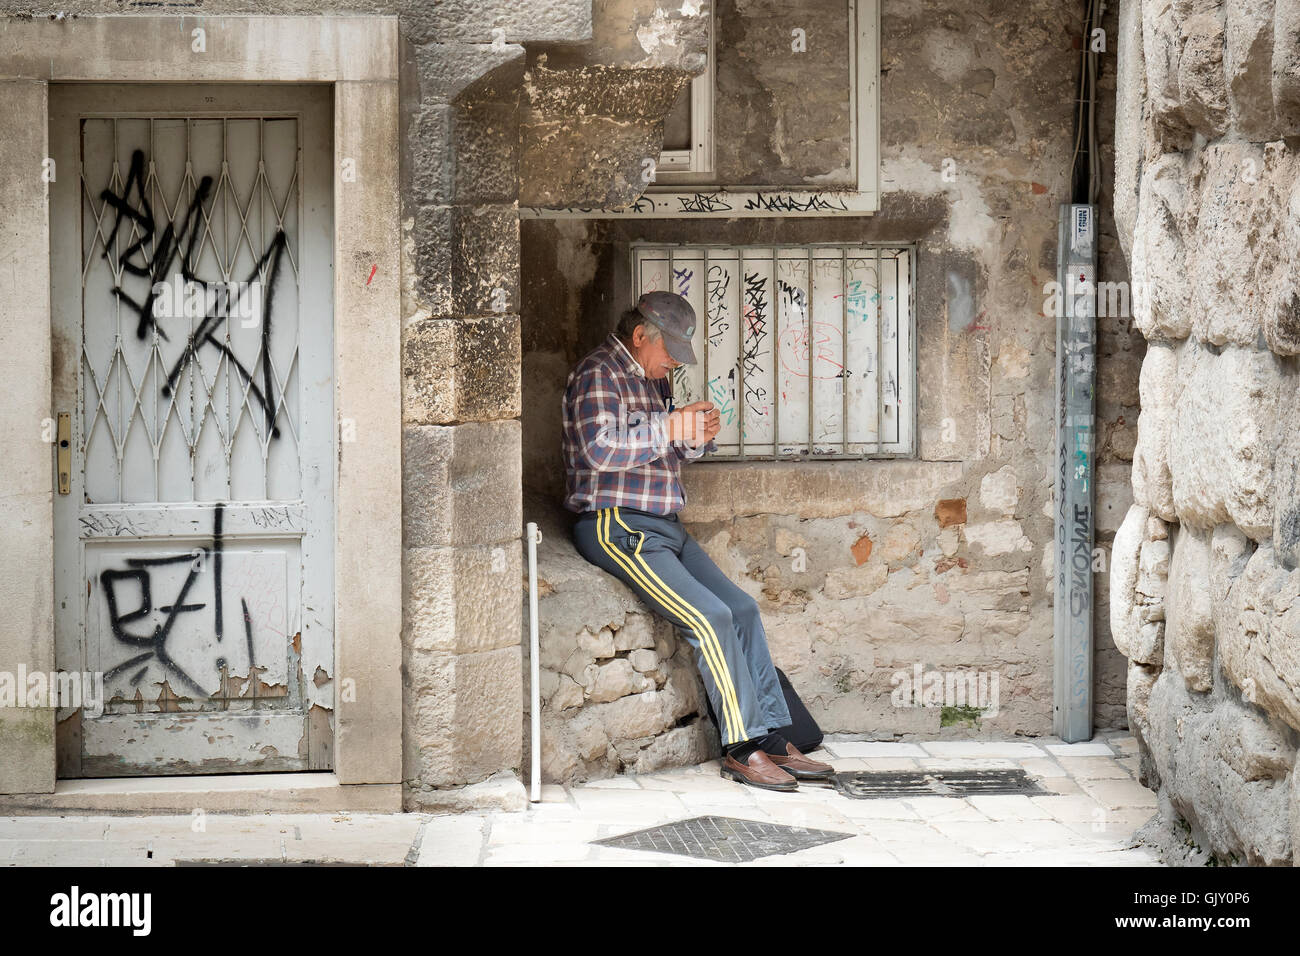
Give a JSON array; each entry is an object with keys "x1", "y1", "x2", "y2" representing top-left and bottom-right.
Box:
[{"x1": 1113, "y1": 0, "x2": 1300, "y2": 865}]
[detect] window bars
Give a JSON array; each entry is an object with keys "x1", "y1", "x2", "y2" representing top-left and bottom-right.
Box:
[
  {"x1": 633, "y1": 242, "x2": 916, "y2": 460},
  {"x1": 80, "y1": 115, "x2": 303, "y2": 503}
]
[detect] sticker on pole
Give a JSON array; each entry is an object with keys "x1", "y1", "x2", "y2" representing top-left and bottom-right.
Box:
[{"x1": 1072, "y1": 206, "x2": 1093, "y2": 249}]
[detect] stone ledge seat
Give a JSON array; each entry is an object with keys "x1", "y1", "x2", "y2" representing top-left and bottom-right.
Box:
[{"x1": 521, "y1": 493, "x2": 719, "y2": 785}]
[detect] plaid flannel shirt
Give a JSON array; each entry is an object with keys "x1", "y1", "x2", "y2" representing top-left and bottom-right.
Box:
[{"x1": 562, "y1": 331, "x2": 717, "y2": 515}]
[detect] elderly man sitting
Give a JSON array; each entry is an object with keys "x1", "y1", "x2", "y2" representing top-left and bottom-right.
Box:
[{"x1": 560, "y1": 290, "x2": 833, "y2": 792}]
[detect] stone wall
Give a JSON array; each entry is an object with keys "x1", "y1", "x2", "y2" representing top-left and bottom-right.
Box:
[
  {"x1": 522, "y1": 0, "x2": 1138, "y2": 785},
  {"x1": 0, "y1": 0, "x2": 1156, "y2": 805},
  {"x1": 0, "y1": 0, "x2": 709, "y2": 808},
  {"x1": 1113, "y1": 0, "x2": 1300, "y2": 865},
  {"x1": 398, "y1": 2, "x2": 706, "y2": 801}
]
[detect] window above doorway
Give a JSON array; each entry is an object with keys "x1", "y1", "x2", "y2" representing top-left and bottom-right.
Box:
[{"x1": 525, "y1": 0, "x2": 881, "y2": 219}]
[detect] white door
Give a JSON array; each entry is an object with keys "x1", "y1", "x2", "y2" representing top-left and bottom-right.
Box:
[{"x1": 50, "y1": 84, "x2": 335, "y2": 776}]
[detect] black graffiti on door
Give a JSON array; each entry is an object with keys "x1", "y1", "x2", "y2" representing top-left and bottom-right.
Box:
[
  {"x1": 100, "y1": 503, "x2": 255, "y2": 701},
  {"x1": 100, "y1": 147, "x2": 287, "y2": 439},
  {"x1": 100, "y1": 148, "x2": 207, "y2": 343}
]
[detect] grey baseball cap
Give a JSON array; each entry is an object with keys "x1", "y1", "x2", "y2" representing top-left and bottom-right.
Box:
[{"x1": 635, "y1": 290, "x2": 699, "y2": 365}]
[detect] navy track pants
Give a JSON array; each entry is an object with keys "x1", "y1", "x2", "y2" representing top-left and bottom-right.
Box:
[{"x1": 572, "y1": 505, "x2": 792, "y2": 747}]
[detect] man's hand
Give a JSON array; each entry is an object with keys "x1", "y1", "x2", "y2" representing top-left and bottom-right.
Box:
[{"x1": 667, "y1": 401, "x2": 721, "y2": 447}]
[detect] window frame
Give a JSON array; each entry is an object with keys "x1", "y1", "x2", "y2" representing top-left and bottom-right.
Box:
[
  {"x1": 632, "y1": 240, "x2": 918, "y2": 461},
  {"x1": 652, "y1": 4, "x2": 714, "y2": 178}
]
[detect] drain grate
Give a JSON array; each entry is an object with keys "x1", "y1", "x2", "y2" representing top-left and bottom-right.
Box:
[
  {"x1": 830, "y1": 769, "x2": 1053, "y2": 799},
  {"x1": 594, "y1": 814, "x2": 853, "y2": 863}
]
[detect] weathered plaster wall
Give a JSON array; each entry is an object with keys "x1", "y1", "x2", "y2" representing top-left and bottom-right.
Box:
[
  {"x1": 1113, "y1": 0, "x2": 1300, "y2": 865},
  {"x1": 711, "y1": 0, "x2": 855, "y2": 187},
  {"x1": 522, "y1": 0, "x2": 1138, "y2": 784}
]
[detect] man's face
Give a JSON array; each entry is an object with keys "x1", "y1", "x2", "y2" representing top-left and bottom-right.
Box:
[{"x1": 630, "y1": 323, "x2": 683, "y2": 380}]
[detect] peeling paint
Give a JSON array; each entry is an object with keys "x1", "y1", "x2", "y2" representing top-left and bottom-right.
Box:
[{"x1": 153, "y1": 681, "x2": 190, "y2": 713}]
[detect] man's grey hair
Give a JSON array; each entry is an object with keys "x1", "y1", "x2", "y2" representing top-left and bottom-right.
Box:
[{"x1": 615, "y1": 306, "x2": 663, "y2": 343}]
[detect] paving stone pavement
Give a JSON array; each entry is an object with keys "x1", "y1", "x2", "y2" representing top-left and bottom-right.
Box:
[{"x1": 0, "y1": 732, "x2": 1162, "y2": 867}]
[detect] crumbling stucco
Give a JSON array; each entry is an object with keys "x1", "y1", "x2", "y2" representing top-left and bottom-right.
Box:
[
  {"x1": 521, "y1": 0, "x2": 1138, "y2": 785},
  {"x1": 520, "y1": 0, "x2": 710, "y2": 207}
]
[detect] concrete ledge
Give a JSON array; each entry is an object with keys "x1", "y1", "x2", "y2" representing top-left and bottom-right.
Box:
[
  {"x1": 681, "y1": 458, "x2": 965, "y2": 521},
  {"x1": 0, "y1": 16, "x2": 399, "y2": 82},
  {"x1": 404, "y1": 770, "x2": 528, "y2": 814},
  {"x1": 0, "y1": 773, "x2": 402, "y2": 815}
]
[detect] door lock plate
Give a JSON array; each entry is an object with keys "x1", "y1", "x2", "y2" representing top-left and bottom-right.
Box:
[{"x1": 57, "y1": 412, "x2": 70, "y2": 495}]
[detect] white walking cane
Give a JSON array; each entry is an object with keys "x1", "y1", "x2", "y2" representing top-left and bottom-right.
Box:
[{"x1": 526, "y1": 521, "x2": 542, "y2": 802}]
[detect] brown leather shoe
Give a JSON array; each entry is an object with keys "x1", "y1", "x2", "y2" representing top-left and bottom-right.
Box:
[
  {"x1": 764, "y1": 742, "x2": 835, "y2": 780},
  {"x1": 720, "y1": 749, "x2": 798, "y2": 792}
]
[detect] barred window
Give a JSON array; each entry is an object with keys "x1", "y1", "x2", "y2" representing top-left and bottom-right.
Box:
[{"x1": 633, "y1": 243, "x2": 916, "y2": 459}]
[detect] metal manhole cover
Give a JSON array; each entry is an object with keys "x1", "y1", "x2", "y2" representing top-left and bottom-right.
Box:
[
  {"x1": 594, "y1": 814, "x2": 853, "y2": 863},
  {"x1": 830, "y1": 769, "x2": 1053, "y2": 799}
]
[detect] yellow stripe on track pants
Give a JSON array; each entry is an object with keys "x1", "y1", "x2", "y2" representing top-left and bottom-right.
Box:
[{"x1": 570, "y1": 505, "x2": 793, "y2": 747}]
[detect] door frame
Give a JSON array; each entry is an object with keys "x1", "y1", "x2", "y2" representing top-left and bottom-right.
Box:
[
  {"x1": 50, "y1": 82, "x2": 337, "y2": 777},
  {"x1": 0, "y1": 16, "x2": 402, "y2": 796}
]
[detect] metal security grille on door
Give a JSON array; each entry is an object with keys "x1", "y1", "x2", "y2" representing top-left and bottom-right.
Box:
[
  {"x1": 633, "y1": 243, "x2": 915, "y2": 459},
  {"x1": 50, "y1": 84, "x2": 335, "y2": 776}
]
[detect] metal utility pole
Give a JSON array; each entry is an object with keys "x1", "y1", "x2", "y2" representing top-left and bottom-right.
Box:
[{"x1": 1053, "y1": 203, "x2": 1096, "y2": 743}]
